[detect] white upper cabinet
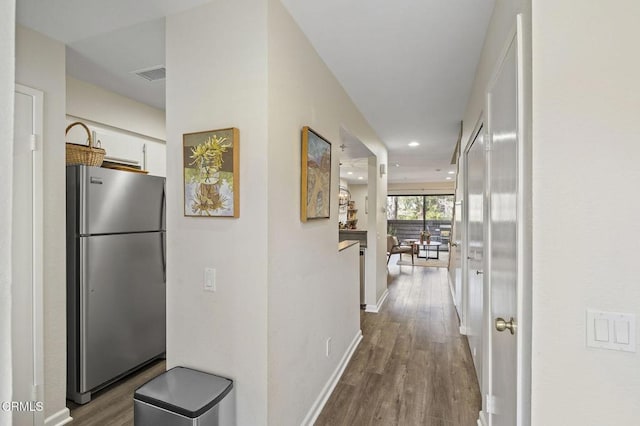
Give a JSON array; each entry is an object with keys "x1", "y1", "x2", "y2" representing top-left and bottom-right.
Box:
[
  {"x1": 66, "y1": 117, "x2": 166, "y2": 177},
  {"x1": 144, "y1": 139, "x2": 167, "y2": 177},
  {"x1": 93, "y1": 129, "x2": 144, "y2": 167}
]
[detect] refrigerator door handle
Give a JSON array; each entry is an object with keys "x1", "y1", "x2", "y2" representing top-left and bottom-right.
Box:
[
  {"x1": 160, "y1": 180, "x2": 166, "y2": 231},
  {"x1": 161, "y1": 232, "x2": 166, "y2": 284},
  {"x1": 160, "y1": 181, "x2": 166, "y2": 284},
  {"x1": 79, "y1": 166, "x2": 88, "y2": 235},
  {"x1": 79, "y1": 237, "x2": 88, "y2": 392}
]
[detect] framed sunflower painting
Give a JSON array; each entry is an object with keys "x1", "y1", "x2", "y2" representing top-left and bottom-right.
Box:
[{"x1": 183, "y1": 127, "x2": 239, "y2": 217}]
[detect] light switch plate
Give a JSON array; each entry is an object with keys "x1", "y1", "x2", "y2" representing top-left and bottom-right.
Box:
[
  {"x1": 614, "y1": 320, "x2": 630, "y2": 344},
  {"x1": 587, "y1": 310, "x2": 636, "y2": 352},
  {"x1": 594, "y1": 318, "x2": 609, "y2": 342},
  {"x1": 204, "y1": 267, "x2": 216, "y2": 292}
]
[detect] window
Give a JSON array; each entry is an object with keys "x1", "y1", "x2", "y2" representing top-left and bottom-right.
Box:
[{"x1": 386, "y1": 195, "x2": 424, "y2": 220}]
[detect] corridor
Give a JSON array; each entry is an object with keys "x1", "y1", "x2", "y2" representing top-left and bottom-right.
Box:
[{"x1": 316, "y1": 265, "x2": 481, "y2": 425}]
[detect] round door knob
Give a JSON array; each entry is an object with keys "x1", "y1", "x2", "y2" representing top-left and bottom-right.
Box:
[{"x1": 495, "y1": 317, "x2": 516, "y2": 335}]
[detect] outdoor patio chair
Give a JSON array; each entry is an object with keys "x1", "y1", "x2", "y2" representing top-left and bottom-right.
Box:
[{"x1": 387, "y1": 235, "x2": 414, "y2": 265}]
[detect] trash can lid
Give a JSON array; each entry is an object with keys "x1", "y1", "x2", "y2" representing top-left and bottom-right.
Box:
[{"x1": 135, "y1": 367, "x2": 233, "y2": 418}]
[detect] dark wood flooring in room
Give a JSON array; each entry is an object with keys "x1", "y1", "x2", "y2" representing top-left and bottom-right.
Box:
[
  {"x1": 66, "y1": 264, "x2": 479, "y2": 425},
  {"x1": 67, "y1": 359, "x2": 165, "y2": 425},
  {"x1": 315, "y1": 264, "x2": 481, "y2": 426}
]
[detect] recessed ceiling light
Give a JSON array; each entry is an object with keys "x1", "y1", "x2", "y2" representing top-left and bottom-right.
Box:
[
  {"x1": 358, "y1": 176, "x2": 364, "y2": 180},
  {"x1": 408, "y1": 141, "x2": 420, "y2": 147},
  {"x1": 347, "y1": 171, "x2": 353, "y2": 175},
  {"x1": 446, "y1": 177, "x2": 452, "y2": 180},
  {"x1": 448, "y1": 170, "x2": 455, "y2": 174},
  {"x1": 395, "y1": 163, "x2": 400, "y2": 167}
]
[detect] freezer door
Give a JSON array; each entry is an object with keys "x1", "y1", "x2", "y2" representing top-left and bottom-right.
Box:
[
  {"x1": 76, "y1": 165, "x2": 166, "y2": 234},
  {"x1": 79, "y1": 232, "x2": 166, "y2": 393}
]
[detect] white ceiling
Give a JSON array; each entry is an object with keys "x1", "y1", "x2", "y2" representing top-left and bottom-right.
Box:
[
  {"x1": 16, "y1": 0, "x2": 211, "y2": 44},
  {"x1": 16, "y1": 0, "x2": 212, "y2": 109},
  {"x1": 339, "y1": 127, "x2": 374, "y2": 184},
  {"x1": 340, "y1": 158, "x2": 370, "y2": 185},
  {"x1": 66, "y1": 18, "x2": 166, "y2": 110},
  {"x1": 280, "y1": 0, "x2": 495, "y2": 184},
  {"x1": 16, "y1": 0, "x2": 495, "y2": 184}
]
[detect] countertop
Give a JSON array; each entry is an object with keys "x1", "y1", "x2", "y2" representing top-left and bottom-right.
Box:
[
  {"x1": 339, "y1": 229, "x2": 367, "y2": 248},
  {"x1": 338, "y1": 240, "x2": 360, "y2": 252}
]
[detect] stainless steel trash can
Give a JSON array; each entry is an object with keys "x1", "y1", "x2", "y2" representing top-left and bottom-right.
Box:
[{"x1": 134, "y1": 367, "x2": 233, "y2": 426}]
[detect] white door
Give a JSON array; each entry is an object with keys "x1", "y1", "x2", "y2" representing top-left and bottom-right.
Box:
[
  {"x1": 486, "y1": 16, "x2": 530, "y2": 426},
  {"x1": 465, "y1": 124, "x2": 485, "y2": 387},
  {"x1": 12, "y1": 84, "x2": 44, "y2": 425}
]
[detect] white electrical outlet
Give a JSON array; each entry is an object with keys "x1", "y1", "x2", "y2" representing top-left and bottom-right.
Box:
[
  {"x1": 326, "y1": 338, "x2": 332, "y2": 357},
  {"x1": 204, "y1": 267, "x2": 216, "y2": 292}
]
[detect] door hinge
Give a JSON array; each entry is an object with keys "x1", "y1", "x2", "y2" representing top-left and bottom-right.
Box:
[
  {"x1": 486, "y1": 394, "x2": 496, "y2": 414},
  {"x1": 30, "y1": 134, "x2": 38, "y2": 151}
]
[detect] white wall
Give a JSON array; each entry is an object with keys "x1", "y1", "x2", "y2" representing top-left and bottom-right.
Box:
[
  {"x1": 266, "y1": 1, "x2": 387, "y2": 423},
  {"x1": 368, "y1": 155, "x2": 389, "y2": 306},
  {"x1": 165, "y1": 1, "x2": 269, "y2": 424},
  {"x1": 15, "y1": 25, "x2": 68, "y2": 422},
  {"x1": 349, "y1": 184, "x2": 368, "y2": 230},
  {"x1": 167, "y1": 1, "x2": 390, "y2": 423},
  {"x1": 0, "y1": 1, "x2": 15, "y2": 425},
  {"x1": 531, "y1": 1, "x2": 640, "y2": 424},
  {"x1": 66, "y1": 76, "x2": 165, "y2": 141},
  {"x1": 388, "y1": 181, "x2": 455, "y2": 195}
]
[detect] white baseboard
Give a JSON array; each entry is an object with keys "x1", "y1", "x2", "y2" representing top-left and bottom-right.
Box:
[
  {"x1": 477, "y1": 410, "x2": 488, "y2": 426},
  {"x1": 365, "y1": 288, "x2": 389, "y2": 313},
  {"x1": 447, "y1": 272, "x2": 458, "y2": 306},
  {"x1": 45, "y1": 407, "x2": 72, "y2": 426},
  {"x1": 301, "y1": 330, "x2": 363, "y2": 426}
]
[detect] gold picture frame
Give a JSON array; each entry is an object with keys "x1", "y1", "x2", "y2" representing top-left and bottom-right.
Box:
[
  {"x1": 183, "y1": 127, "x2": 239, "y2": 217},
  {"x1": 301, "y1": 126, "x2": 332, "y2": 221}
]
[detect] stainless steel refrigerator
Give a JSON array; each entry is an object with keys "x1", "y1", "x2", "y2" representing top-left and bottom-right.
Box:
[{"x1": 66, "y1": 165, "x2": 166, "y2": 404}]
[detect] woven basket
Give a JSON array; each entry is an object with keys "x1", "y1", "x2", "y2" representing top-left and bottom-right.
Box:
[{"x1": 65, "y1": 122, "x2": 106, "y2": 166}]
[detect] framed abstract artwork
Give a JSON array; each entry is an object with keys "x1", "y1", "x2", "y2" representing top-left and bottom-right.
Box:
[
  {"x1": 301, "y1": 126, "x2": 332, "y2": 221},
  {"x1": 183, "y1": 127, "x2": 239, "y2": 217}
]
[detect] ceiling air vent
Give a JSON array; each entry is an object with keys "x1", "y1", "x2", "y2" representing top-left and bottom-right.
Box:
[{"x1": 133, "y1": 66, "x2": 166, "y2": 82}]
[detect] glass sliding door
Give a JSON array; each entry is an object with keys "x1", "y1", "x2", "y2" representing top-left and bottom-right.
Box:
[
  {"x1": 387, "y1": 195, "x2": 454, "y2": 250},
  {"x1": 387, "y1": 195, "x2": 424, "y2": 243}
]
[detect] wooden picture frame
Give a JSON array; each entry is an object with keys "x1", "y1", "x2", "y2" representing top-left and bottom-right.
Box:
[
  {"x1": 301, "y1": 126, "x2": 332, "y2": 221},
  {"x1": 183, "y1": 127, "x2": 239, "y2": 217}
]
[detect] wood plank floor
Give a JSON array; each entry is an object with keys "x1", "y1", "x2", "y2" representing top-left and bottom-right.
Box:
[
  {"x1": 67, "y1": 359, "x2": 166, "y2": 425},
  {"x1": 315, "y1": 265, "x2": 481, "y2": 426},
  {"x1": 66, "y1": 265, "x2": 479, "y2": 425}
]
